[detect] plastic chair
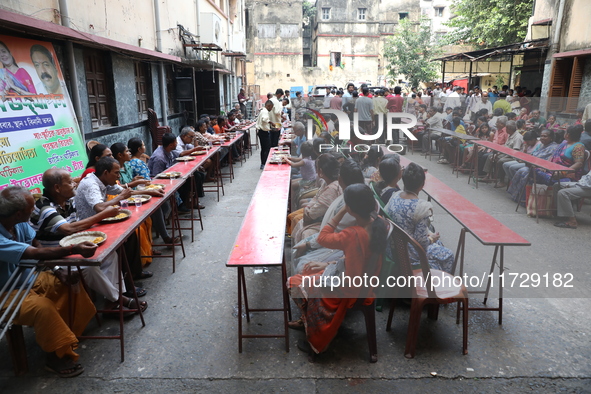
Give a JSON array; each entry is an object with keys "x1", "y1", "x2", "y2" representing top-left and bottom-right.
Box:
[
  {"x1": 148, "y1": 108, "x2": 171, "y2": 150},
  {"x1": 385, "y1": 219, "x2": 469, "y2": 358}
]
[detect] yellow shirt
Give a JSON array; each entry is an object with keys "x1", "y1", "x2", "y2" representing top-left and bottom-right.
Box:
[{"x1": 455, "y1": 124, "x2": 467, "y2": 143}]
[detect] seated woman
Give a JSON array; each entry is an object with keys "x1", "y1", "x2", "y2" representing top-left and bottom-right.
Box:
[
  {"x1": 461, "y1": 120, "x2": 493, "y2": 169},
  {"x1": 534, "y1": 125, "x2": 586, "y2": 186},
  {"x1": 285, "y1": 141, "x2": 317, "y2": 198},
  {"x1": 81, "y1": 144, "x2": 112, "y2": 180},
  {"x1": 292, "y1": 159, "x2": 364, "y2": 275},
  {"x1": 373, "y1": 158, "x2": 402, "y2": 206},
  {"x1": 386, "y1": 163, "x2": 454, "y2": 273},
  {"x1": 290, "y1": 154, "x2": 342, "y2": 244},
  {"x1": 438, "y1": 117, "x2": 466, "y2": 165},
  {"x1": 370, "y1": 153, "x2": 400, "y2": 183},
  {"x1": 112, "y1": 143, "x2": 177, "y2": 256},
  {"x1": 507, "y1": 129, "x2": 559, "y2": 203},
  {"x1": 361, "y1": 146, "x2": 383, "y2": 179},
  {"x1": 288, "y1": 184, "x2": 388, "y2": 356}
]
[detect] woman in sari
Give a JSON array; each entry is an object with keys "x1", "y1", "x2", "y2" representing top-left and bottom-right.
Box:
[
  {"x1": 534, "y1": 125, "x2": 586, "y2": 185},
  {"x1": 290, "y1": 154, "x2": 342, "y2": 243},
  {"x1": 507, "y1": 129, "x2": 559, "y2": 204},
  {"x1": 0, "y1": 41, "x2": 36, "y2": 95},
  {"x1": 111, "y1": 142, "x2": 174, "y2": 266},
  {"x1": 386, "y1": 163, "x2": 454, "y2": 273},
  {"x1": 288, "y1": 184, "x2": 388, "y2": 357}
]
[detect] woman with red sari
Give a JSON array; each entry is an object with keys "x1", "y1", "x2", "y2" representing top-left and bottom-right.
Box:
[{"x1": 288, "y1": 184, "x2": 388, "y2": 356}]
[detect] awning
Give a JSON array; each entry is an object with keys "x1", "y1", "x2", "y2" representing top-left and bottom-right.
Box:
[
  {"x1": 182, "y1": 59, "x2": 231, "y2": 74},
  {"x1": 553, "y1": 48, "x2": 591, "y2": 58},
  {"x1": 434, "y1": 38, "x2": 549, "y2": 62},
  {"x1": 222, "y1": 51, "x2": 246, "y2": 57},
  {"x1": 0, "y1": 9, "x2": 182, "y2": 63}
]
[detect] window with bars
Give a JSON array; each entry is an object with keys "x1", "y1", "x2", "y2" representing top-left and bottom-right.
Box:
[
  {"x1": 322, "y1": 8, "x2": 330, "y2": 20},
  {"x1": 548, "y1": 57, "x2": 586, "y2": 113},
  {"x1": 399, "y1": 12, "x2": 409, "y2": 20},
  {"x1": 358, "y1": 8, "x2": 366, "y2": 21},
  {"x1": 434, "y1": 7, "x2": 444, "y2": 17},
  {"x1": 84, "y1": 49, "x2": 112, "y2": 129}
]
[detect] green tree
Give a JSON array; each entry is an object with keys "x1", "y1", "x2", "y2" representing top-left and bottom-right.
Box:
[
  {"x1": 444, "y1": 0, "x2": 534, "y2": 48},
  {"x1": 302, "y1": 1, "x2": 316, "y2": 26},
  {"x1": 383, "y1": 18, "x2": 441, "y2": 89}
]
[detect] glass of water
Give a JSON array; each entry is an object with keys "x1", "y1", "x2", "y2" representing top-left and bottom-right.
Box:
[
  {"x1": 120, "y1": 199, "x2": 129, "y2": 209},
  {"x1": 134, "y1": 197, "x2": 142, "y2": 207}
]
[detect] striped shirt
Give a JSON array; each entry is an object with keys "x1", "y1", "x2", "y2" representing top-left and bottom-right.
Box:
[{"x1": 30, "y1": 194, "x2": 77, "y2": 247}]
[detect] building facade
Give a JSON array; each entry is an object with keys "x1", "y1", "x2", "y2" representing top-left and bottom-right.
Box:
[
  {"x1": 0, "y1": 0, "x2": 246, "y2": 150},
  {"x1": 532, "y1": 0, "x2": 591, "y2": 118},
  {"x1": 246, "y1": 0, "x2": 460, "y2": 97}
]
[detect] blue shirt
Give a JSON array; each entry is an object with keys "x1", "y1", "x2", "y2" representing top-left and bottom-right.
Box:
[
  {"x1": 148, "y1": 146, "x2": 179, "y2": 177},
  {"x1": 0, "y1": 222, "x2": 36, "y2": 288},
  {"x1": 293, "y1": 134, "x2": 307, "y2": 156}
]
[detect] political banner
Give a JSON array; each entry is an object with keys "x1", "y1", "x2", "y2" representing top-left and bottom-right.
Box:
[{"x1": 0, "y1": 35, "x2": 87, "y2": 193}]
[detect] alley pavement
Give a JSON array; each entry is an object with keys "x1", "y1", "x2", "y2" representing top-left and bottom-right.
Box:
[{"x1": 1, "y1": 143, "x2": 590, "y2": 393}]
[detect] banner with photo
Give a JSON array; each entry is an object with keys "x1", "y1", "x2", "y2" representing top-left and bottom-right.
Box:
[{"x1": 0, "y1": 35, "x2": 87, "y2": 193}]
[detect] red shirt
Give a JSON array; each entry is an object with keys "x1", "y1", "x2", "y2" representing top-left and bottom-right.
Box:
[{"x1": 387, "y1": 95, "x2": 404, "y2": 113}]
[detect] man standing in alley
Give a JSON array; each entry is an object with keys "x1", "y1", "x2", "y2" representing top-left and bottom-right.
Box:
[{"x1": 256, "y1": 100, "x2": 274, "y2": 170}]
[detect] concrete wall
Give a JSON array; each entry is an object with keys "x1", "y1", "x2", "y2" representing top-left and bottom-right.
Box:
[{"x1": 560, "y1": 0, "x2": 591, "y2": 53}]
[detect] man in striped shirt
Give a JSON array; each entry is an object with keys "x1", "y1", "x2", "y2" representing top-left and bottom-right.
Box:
[{"x1": 29, "y1": 169, "x2": 146, "y2": 313}]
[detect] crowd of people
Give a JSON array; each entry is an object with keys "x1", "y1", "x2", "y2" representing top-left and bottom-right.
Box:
[
  {"x1": 0, "y1": 107, "x2": 254, "y2": 377},
  {"x1": 270, "y1": 82, "x2": 591, "y2": 358}
]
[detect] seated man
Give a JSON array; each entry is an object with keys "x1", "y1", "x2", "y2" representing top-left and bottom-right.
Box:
[
  {"x1": 0, "y1": 186, "x2": 96, "y2": 377},
  {"x1": 553, "y1": 170, "x2": 591, "y2": 229},
  {"x1": 75, "y1": 157, "x2": 151, "y2": 290},
  {"x1": 149, "y1": 133, "x2": 204, "y2": 211},
  {"x1": 30, "y1": 169, "x2": 147, "y2": 313}
]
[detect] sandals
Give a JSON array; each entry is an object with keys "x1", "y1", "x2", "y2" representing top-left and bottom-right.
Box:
[
  {"x1": 135, "y1": 270, "x2": 153, "y2": 280},
  {"x1": 45, "y1": 356, "x2": 84, "y2": 378},
  {"x1": 123, "y1": 287, "x2": 147, "y2": 298},
  {"x1": 126, "y1": 298, "x2": 148, "y2": 313},
  {"x1": 288, "y1": 318, "x2": 305, "y2": 331},
  {"x1": 103, "y1": 302, "x2": 135, "y2": 319},
  {"x1": 554, "y1": 222, "x2": 577, "y2": 229}
]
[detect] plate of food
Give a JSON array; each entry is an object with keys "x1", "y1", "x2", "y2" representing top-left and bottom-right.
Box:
[
  {"x1": 126, "y1": 195, "x2": 151, "y2": 204},
  {"x1": 145, "y1": 183, "x2": 165, "y2": 191},
  {"x1": 155, "y1": 171, "x2": 182, "y2": 179},
  {"x1": 212, "y1": 140, "x2": 222, "y2": 145},
  {"x1": 60, "y1": 231, "x2": 108, "y2": 247},
  {"x1": 191, "y1": 150, "x2": 207, "y2": 156},
  {"x1": 176, "y1": 156, "x2": 195, "y2": 162},
  {"x1": 101, "y1": 209, "x2": 132, "y2": 223}
]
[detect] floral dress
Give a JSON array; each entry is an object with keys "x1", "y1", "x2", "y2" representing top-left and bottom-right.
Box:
[{"x1": 385, "y1": 191, "x2": 454, "y2": 273}]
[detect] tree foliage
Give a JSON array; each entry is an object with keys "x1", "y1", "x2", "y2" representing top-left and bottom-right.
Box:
[
  {"x1": 383, "y1": 18, "x2": 441, "y2": 89},
  {"x1": 302, "y1": 1, "x2": 316, "y2": 26},
  {"x1": 444, "y1": 0, "x2": 534, "y2": 48}
]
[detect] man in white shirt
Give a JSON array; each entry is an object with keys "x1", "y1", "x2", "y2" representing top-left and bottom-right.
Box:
[
  {"x1": 256, "y1": 100, "x2": 274, "y2": 169},
  {"x1": 323, "y1": 88, "x2": 334, "y2": 109},
  {"x1": 446, "y1": 86, "x2": 462, "y2": 109}
]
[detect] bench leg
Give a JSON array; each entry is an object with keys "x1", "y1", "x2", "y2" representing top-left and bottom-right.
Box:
[{"x1": 6, "y1": 325, "x2": 28, "y2": 376}]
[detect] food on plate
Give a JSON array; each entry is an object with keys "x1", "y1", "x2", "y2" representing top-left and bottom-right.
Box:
[{"x1": 92, "y1": 237, "x2": 104, "y2": 244}]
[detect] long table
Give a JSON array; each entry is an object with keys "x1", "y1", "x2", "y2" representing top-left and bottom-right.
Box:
[
  {"x1": 471, "y1": 140, "x2": 575, "y2": 222},
  {"x1": 398, "y1": 155, "x2": 531, "y2": 324},
  {"x1": 226, "y1": 149, "x2": 292, "y2": 352},
  {"x1": 41, "y1": 174, "x2": 187, "y2": 361},
  {"x1": 431, "y1": 127, "x2": 480, "y2": 175},
  {"x1": 167, "y1": 146, "x2": 222, "y2": 237}
]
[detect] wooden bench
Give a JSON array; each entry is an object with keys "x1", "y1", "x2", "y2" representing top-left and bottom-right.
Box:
[
  {"x1": 397, "y1": 155, "x2": 531, "y2": 324},
  {"x1": 471, "y1": 140, "x2": 575, "y2": 222},
  {"x1": 226, "y1": 168, "x2": 292, "y2": 352}
]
